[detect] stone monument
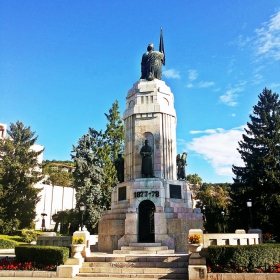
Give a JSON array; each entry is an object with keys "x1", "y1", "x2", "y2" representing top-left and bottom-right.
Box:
[{"x1": 98, "y1": 30, "x2": 203, "y2": 252}]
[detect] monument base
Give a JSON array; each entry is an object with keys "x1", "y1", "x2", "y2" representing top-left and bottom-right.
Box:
[{"x1": 98, "y1": 178, "x2": 203, "y2": 252}]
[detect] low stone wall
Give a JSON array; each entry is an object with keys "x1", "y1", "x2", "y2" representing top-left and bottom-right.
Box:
[
  {"x1": 203, "y1": 233, "x2": 261, "y2": 248},
  {"x1": 37, "y1": 235, "x2": 72, "y2": 247}
]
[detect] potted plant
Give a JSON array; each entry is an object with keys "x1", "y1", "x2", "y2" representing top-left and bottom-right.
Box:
[
  {"x1": 187, "y1": 233, "x2": 203, "y2": 258},
  {"x1": 70, "y1": 236, "x2": 85, "y2": 258}
]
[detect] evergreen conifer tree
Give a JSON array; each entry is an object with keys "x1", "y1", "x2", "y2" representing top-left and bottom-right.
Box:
[
  {"x1": 102, "y1": 100, "x2": 124, "y2": 207},
  {"x1": 72, "y1": 133, "x2": 105, "y2": 231},
  {"x1": 0, "y1": 121, "x2": 43, "y2": 232},
  {"x1": 231, "y1": 88, "x2": 280, "y2": 236},
  {"x1": 71, "y1": 100, "x2": 124, "y2": 232}
]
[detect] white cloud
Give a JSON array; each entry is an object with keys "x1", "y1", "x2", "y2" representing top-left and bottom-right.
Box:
[
  {"x1": 163, "y1": 69, "x2": 181, "y2": 79},
  {"x1": 219, "y1": 90, "x2": 238, "y2": 106},
  {"x1": 270, "y1": 82, "x2": 280, "y2": 88},
  {"x1": 231, "y1": 114, "x2": 236, "y2": 117},
  {"x1": 219, "y1": 84, "x2": 245, "y2": 106},
  {"x1": 235, "y1": 34, "x2": 252, "y2": 49},
  {"x1": 254, "y1": 11, "x2": 280, "y2": 60},
  {"x1": 188, "y1": 70, "x2": 198, "y2": 81},
  {"x1": 198, "y1": 81, "x2": 215, "y2": 88},
  {"x1": 251, "y1": 73, "x2": 264, "y2": 85},
  {"x1": 186, "y1": 126, "x2": 245, "y2": 177},
  {"x1": 190, "y1": 128, "x2": 224, "y2": 134},
  {"x1": 187, "y1": 83, "x2": 194, "y2": 88}
]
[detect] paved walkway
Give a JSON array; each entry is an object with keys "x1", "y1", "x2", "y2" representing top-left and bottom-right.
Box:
[{"x1": 0, "y1": 278, "x2": 74, "y2": 280}]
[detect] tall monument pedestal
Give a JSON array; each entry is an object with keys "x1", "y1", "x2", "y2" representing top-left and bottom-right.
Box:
[
  {"x1": 98, "y1": 79, "x2": 203, "y2": 253},
  {"x1": 98, "y1": 177, "x2": 202, "y2": 252}
]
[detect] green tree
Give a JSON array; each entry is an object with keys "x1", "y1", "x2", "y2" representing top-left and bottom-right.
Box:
[
  {"x1": 186, "y1": 174, "x2": 203, "y2": 185},
  {"x1": 0, "y1": 121, "x2": 43, "y2": 232},
  {"x1": 99, "y1": 100, "x2": 124, "y2": 208},
  {"x1": 72, "y1": 133, "x2": 105, "y2": 232},
  {"x1": 196, "y1": 183, "x2": 230, "y2": 233},
  {"x1": 71, "y1": 100, "x2": 124, "y2": 232},
  {"x1": 42, "y1": 160, "x2": 74, "y2": 187},
  {"x1": 52, "y1": 209, "x2": 79, "y2": 234},
  {"x1": 231, "y1": 88, "x2": 280, "y2": 237}
]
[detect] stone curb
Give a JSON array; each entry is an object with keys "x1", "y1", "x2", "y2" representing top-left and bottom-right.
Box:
[
  {"x1": 0, "y1": 271, "x2": 57, "y2": 277},
  {"x1": 208, "y1": 273, "x2": 280, "y2": 279},
  {"x1": 0, "y1": 269, "x2": 279, "y2": 278}
]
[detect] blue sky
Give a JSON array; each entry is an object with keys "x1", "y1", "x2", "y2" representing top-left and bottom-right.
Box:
[{"x1": 1, "y1": 1, "x2": 280, "y2": 183}]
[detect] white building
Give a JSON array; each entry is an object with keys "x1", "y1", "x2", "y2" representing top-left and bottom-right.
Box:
[{"x1": 34, "y1": 183, "x2": 76, "y2": 230}]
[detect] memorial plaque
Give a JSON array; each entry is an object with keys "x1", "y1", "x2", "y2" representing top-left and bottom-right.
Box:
[
  {"x1": 118, "y1": 186, "x2": 126, "y2": 201},
  {"x1": 170, "y1": 184, "x2": 181, "y2": 199}
]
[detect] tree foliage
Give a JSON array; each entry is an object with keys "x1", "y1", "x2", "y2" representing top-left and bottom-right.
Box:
[
  {"x1": 231, "y1": 88, "x2": 280, "y2": 237},
  {"x1": 71, "y1": 101, "x2": 124, "y2": 233},
  {"x1": 100, "y1": 100, "x2": 124, "y2": 207},
  {"x1": 186, "y1": 173, "x2": 203, "y2": 185},
  {"x1": 196, "y1": 183, "x2": 230, "y2": 233},
  {"x1": 0, "y1": 121, "x2": 43, "y2": 233},
  {"x1": 42, "y1": 160, "x2": 74, "y2": 187}
]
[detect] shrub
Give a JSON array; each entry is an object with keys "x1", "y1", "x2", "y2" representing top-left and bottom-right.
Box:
[
  {"x1": 21, "y1": 229, "x2": 42, "y2": 243},
  {"x1": 15, "y1": 245, "x2": 69, "y2": 266},
  {"x1": 207, "y1": 244, "x2": 280, "y2": 269},
  {"x1": 0, "y1": 238, "x2": 17, "y2": 249}
]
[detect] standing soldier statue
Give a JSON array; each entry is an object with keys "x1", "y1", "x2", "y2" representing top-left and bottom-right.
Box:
[
  {"x1": 177, "y1": 152, "x2": 188, "y2": 180},
  {"x1": 141, "y1": 28, "x2": 165, "y2": 81},
  {"x1": 140, "y1": 140, "x2": 154, "y2": 178}
]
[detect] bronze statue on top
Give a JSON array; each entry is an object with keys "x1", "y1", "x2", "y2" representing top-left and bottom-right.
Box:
[
  {"x1": 177, "y1": 152, "x2": 187, "y2": 180},
  {"x1": 141, "y1": 28, "x2": 165, "y2": 81}
]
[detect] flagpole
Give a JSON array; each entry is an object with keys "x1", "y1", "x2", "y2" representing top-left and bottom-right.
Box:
[{"x1": 159, "y1": 27, "x2": 165, "y2": 65}]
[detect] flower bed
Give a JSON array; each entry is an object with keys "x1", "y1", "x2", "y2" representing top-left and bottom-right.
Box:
[{"x1": 0, "y1": 257, "x2": 56, "y2": 271}]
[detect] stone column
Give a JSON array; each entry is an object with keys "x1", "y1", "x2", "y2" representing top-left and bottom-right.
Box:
[{"x1": 123, "y1": 79, "x2": 177, "y2": 181}]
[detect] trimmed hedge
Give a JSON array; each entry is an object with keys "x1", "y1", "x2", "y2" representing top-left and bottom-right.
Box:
[
  {"x1": 0, "y1": 238, "x2": 17, "y2": 249},
  {"x1": 208, "y1": 244, "x2": 280, "y2": 268},
  {"x1": 15, "y1": 245, "x2": 69, "y2": 265}
]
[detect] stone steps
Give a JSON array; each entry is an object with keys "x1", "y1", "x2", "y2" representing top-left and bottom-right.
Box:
[
  {"x1": 79, "y1": 267, "x2": 187, "y2": 274},
  {"x1": 82, "y1": 261, "x2": 188, "y2": 268},
  {"x1": 113, "y1": 242, "x2": 175, "y2": 255},
  {"x1": 120, "y1": 246, "x2": 168, "y2": 250},
  {"x1": 77, "y1": 254, "x2": 188, "y2": 279},
  {"x1": 76, "y1": 243, "x2": 188, "y2": 279},
  {"x1": 113, "y1": 249, "x2": 175, "y2": 254},
  {"x1": 77, "y1": 272, "x2": 187, "y2": 279}
]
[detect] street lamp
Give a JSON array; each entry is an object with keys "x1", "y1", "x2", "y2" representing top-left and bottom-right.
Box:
[
  {"x1": 79, "y1": 202, "x2": 85, "y2": 231},
  {"x1": 221, "y1": 211, "x2": 225, "y2": 233},
  {"x1": 246, "y1": 198, "x2": 253, "y2": 229}
]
